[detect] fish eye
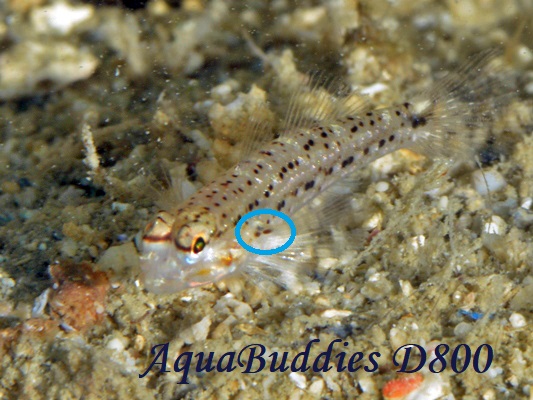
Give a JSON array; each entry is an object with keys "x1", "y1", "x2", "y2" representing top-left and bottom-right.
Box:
[{"x1": 192, "y1": 236, "x2": 206, "y2": 254}]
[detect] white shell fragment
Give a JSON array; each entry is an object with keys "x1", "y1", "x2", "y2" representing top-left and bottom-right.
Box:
[
  {"x1": 31, "y1": 2, "x2": 94, "y2": 35},
  {"x1": 0, "y1": 41, "x2": 98, "y2": 100}
]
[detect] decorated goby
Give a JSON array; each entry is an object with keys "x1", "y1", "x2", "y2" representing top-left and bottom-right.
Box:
[{"x1": 139, "y1": 50, "x2": 511, "y2": 294}]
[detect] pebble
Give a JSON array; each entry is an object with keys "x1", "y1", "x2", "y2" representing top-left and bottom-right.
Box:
[
  {"x1": 483, "y1": 215, "x2": 506, "y2": 235},
  {"x1": 180, "y1": 316, "x2": 212, "y2": 344},
  {"x1": 289, "y1": 372, "x2": 307, "y2": 390},
  {"x1": 509, "y1": 312, "x2": 527, "y2": 328},
  {"x1": 454, "y1": 321, "x2": 474, "y2": 338},
  {"x1": 31, "y1": 2, "x2": 94, "y2": 35},
  {"x1": 31, "y1": 288, "x2": 50, "y2": 318},
  {"x1": 375, "y1": 181, "x2": 390, "y2": 192},
  {"x1": 472, "y1": 169, "x2": 507, "y2": 196},
  {"x1": 98, "y1": 242, "x2": 140, "y2": 273},
  {"x1": 308, "y1": 379, "x2": 324, "y2": 396},
  {"x1": 320, "y1": 309, "x2": 352, "y2": 318}
]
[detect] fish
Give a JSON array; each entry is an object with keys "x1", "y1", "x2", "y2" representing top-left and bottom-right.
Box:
[{"x1": 139, "y1": 49, "x2": 515, "y2": 294}]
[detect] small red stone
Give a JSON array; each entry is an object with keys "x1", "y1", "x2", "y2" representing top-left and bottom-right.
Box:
[{"x1": 382, "y1": 373, "x2": 424, "y2": 399}]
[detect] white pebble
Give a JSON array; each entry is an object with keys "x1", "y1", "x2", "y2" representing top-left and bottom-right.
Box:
[
  {"x1": 107, "y1": 337, "x2": 126, "y2": 352},
  {"x1": 358, "y1": 376, "x2": 377, "y2": 394},
  {"x1": 410, "y1": 235, "x2": 426, "y2": 250},
  {"x1": 472, "y1": 169, "x2": 507, "y2": 196},
  {"x1": 308, "y1": 379, "x2": 324, "y2": 395},
  {"x1": 399, "y1": 279, "x2": 414, "y2": 296},
  {"x1": 483, "y1": 215, "x2": 506, "y2": 235},
  {"x1": 32, "y1": 289, "x2": 50, "y2": 318},
  {"x1": 289, "y1": 372, "x2": 307, "y2": 389},
  {"x1": 360, "y1": 82, "x2": 388, "y2": 96},
  {"x1": 375, "y1": 181, "x2": 389, "y2": 192},
  {"x1": 191, "y1": 316, "x2": 212, "y2": 342},
  {"x1": 320, "y1": 309, "x2": 352, "y2": 318},
  {"x1": 31, "y1": 2, "x2": 94, "y2": 35},
  {"x1": 111, "y1": 202, "x2": 132, "y2": 213},
  {"x1": 482, "y1": 388, "x2": 496, "y2": 400},
  {"x1": 486, "y1": 366, "x2": 503, "y2": 379},
  {"x1": 509, "y1": 312, "x2": 527, "y2": 328},
  {"x1": 521, "y1": 197, "x2": 532, "y2": 209},
  {"x1": 318, "y1": 257, "x2": 338, "y2": 270},
  {"x1": 438, "y1": 196, "x2": 449, "y2": 211}
]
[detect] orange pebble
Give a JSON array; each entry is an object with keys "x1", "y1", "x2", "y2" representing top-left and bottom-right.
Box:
[{"x1": 382, "y1": 373, "x2": 424, "y2": 399}]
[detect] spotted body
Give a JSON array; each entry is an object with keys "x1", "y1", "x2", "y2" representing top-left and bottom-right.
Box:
[{"x1": 140, "y1": 50, "x2": 511, "y2": 293}]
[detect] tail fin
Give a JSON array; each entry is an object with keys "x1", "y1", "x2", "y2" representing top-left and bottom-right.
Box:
[{"x1": 407, "y1": 48, "x2": 518, "y2": 162}]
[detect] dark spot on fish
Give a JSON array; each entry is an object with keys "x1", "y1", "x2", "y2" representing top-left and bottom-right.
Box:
[
  {"x1": 277, "y1": 200, "x2": 285, "y2": 211},
  {"x1": 305, "y1": 180, "x2": 315, "y2": 190},
  {"x1": 379, "y1": 139, "x2": 386, "y2": 147},
  {"x1": 342, "y1": 156, "x2": 354, "y2": 168},
  {"x1": 411, "y1": 115, "x2": 427, "y2": 128}
]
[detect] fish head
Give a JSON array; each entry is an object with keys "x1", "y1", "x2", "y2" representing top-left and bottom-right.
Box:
[{"x1": 139, "y1": 206, "x2": 245, "y2": 293}]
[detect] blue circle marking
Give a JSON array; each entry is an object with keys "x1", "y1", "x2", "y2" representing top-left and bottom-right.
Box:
[{"x1": 234, "y1": 208, "x2": 296, "y2": 255}]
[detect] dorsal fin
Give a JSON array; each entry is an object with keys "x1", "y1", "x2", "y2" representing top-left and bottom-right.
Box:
[{"x1": 281, "y1": 73, "x2": 369, "y2": 134}]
